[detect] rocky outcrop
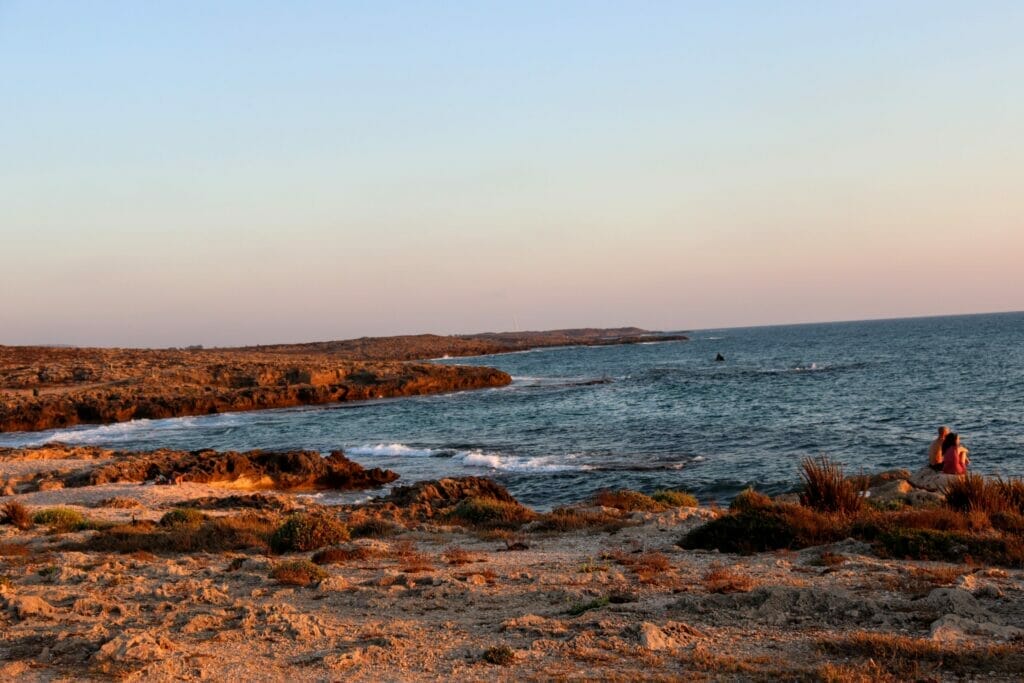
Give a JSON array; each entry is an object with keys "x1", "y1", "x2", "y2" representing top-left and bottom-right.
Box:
[
  {"x1": 60, "y1": 448, "x2": 398, "y2": 491},
  {"x1": 0, "y1": 347, "x2": 511, "y2": 432}
]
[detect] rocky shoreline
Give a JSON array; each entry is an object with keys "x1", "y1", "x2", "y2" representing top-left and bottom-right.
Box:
[
  {"x1": 1, "y1": 445, "x2": 1022, "y2": 681},
  {"x1": 0, "y1": 328, "x2": 686, "y2": 433}
]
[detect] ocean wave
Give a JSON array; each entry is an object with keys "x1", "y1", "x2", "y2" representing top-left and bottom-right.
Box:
[
  {"x1": 346, "y1": 443, "x2": 438, "y2": 458},
  {"x1": 0, "y1": 416, "x2": 201, "y2": 448},
  {"x1": 460, "y1": 450, "x2": 593, "y2": 473},
  {"x1": 344, "y1": 442, "x2": 592, "y2": 473}
]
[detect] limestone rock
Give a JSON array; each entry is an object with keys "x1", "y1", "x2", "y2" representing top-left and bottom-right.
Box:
[
  {"x1": 636, "y1": 622, "x2": 672, "y2": 650},
  {"x1": 5, "y1": 595, "x2": 56, "y2": 620},
  {"x1": 94, "y1": 631, "x2": 176, "y2": 664},
  {"x1": 908, "y1": 467, "x2": 961, "y2": 492}
]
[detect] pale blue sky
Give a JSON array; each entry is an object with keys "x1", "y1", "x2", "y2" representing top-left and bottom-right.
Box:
[{"x1": 2, "y1": 2, "x2": 1022, "y2": 346}]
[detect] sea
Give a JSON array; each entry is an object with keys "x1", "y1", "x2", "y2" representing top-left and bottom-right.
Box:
[{"x1": 2, "y1": 312, "x2": 1022, "y2": 509}]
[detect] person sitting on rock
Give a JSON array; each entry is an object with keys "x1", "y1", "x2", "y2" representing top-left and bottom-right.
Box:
[
  {"x1": 928, "y1": 425, "x2": 950, "y2": 471},
  {"x1": 941, "y1": 432, "x2": 970, "y2": 475}
]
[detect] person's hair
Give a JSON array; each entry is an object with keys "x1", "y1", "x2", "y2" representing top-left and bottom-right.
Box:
[
  {"x1": 941, "y1": 432, "x2": 958, "y2": 452},
  {"x1": 938, "y1": 425, "x2": 950, "y2": 435}
]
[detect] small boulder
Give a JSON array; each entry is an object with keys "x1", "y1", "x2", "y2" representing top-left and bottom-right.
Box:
[
  {"x1": 908, "y1": 467, "x2": 961, "y2": 492},
  {"x1": 636, "y1": 622, "x2": 673, "y2": 650},
  {"x1": 5, "y1": 595, "x2": 56, "y2": 621}
]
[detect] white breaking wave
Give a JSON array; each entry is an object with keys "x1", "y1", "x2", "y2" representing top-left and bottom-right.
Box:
[
  {"x1": 344, "y1": 442, "x2": 591, "y2": 473},
  {"x1": 0, "y1": 417, "x2": 197, "y2": 448},
  {"x1": 460, "y1": 450, "x2": 592, "y2": 473},
  {"x1": 346, "y1": 443, "x2": 438, "y2": 457}
]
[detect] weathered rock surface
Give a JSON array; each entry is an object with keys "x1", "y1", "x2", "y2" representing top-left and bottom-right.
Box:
[{"x1": 908, "y1": 466, "x2": 963, "y2": 492}]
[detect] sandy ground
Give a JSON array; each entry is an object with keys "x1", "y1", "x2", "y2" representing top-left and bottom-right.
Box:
[{"x1": 2, "y1": 456, "x2": 1023, "y2": 681}]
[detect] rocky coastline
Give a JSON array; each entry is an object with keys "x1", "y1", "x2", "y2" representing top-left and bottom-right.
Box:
[{"x1": 0, "y1": 328, "x2": 685, "y2": 433}]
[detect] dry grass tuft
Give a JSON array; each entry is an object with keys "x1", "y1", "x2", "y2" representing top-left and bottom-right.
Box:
[
  {"x1": 98, "y1": 497, "x2": 143, "y2": 509},
  {"x1": 481, "y1": 645, "x2": 516, "y2": 666},
  {"x1": 817, "y1": 630, "x2": 1024, "y2": 678},
  {"x1": 702, "y1": 563, "x2": 756, "y2": 593},
  {"x1": 946, "y1": 474, "x2": 1024, "y2": 515},
  {"x1": 1, "y1": 501, "x2": 33, "y2": 530},
  {"x1": 442, "y1": 545, "x2": 474, "y2": 565},
  {"x1": 312, "y1": 544, "x2": 383, "y2": 565},
  {"x1": 729, "y1": 487, "x2": 774, "y2": 513},
  {"x1": 533, "y1": 507, "x2": 634, "y2": 534},
  {"x1": 800, "y1": 456, "x2": 863, "y2": 514},
  {"x1": 270, "y1": 559, "x2": 328, "y2": 586},
  {"x1": 400, "y1": 552, "x2": 434, "y2": 574},
  {"x1": 0, "y1": 542, "x2": 30, "y2": 557}
]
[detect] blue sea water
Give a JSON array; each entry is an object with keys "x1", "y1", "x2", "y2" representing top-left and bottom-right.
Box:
[{"x1": 3, "y1": 312, "x2": 1022, "y2": 508}]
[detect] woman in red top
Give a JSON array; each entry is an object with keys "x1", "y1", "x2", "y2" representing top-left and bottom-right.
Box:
[{"x1": 941, "y1": 432, "x2": 970, "y2": 475}]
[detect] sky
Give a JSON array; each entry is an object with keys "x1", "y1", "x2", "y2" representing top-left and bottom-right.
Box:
[{"x1": 1, "y1": 2, "x2": 1022, "y2": 347}]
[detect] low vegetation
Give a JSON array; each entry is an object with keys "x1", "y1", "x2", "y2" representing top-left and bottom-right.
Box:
[
  {"x1": 349, "y1": 518, "x2": 401, "y2": 538},
  {"x1": 817, "y1": 630, "x2": 1024, "y2": 679},
  {"x1": 702, "y1": 563, "x2": 756, "y2": 593},
  {"x1": 729, "y1": 487, "x2": 773, "y2": 513},
  {"x1": 799, "y1": 456, "x2": 863, "y2": 514},
  {"x1": 446, "y1": 496, "x2": 536, "y2": 530},
  {"x1": 0, "y1": 542, "x2": 30, "y2": 557},
  {"x1": 270, "y1": 559, "x2": 328, "y2": 587},
  {"x1": 682, "y1": 461, "x2": 1024, "y2": 566},
  {"x1": 442, "y1": 545, "x2": 474, "y2": 565},
  {"x1": 593, "y1": 489, "x2": 665, "y2": 512},
  {"x1": 32, "y1": 507, "x2": 91, "y2": 533},
  {"x1": 311, "y1": 544, "x2": 381, "y2": 565},
  {"x1": 84, "y1": 512, "x2": 276, "y2": 554},
  {"x1": 159, "y1": 508, "x2": 206, "y2": 527},
  {"x1": 566, "y1": 596, "x2": 609, "y2": 616},
  {"x1": 481, "y1": 645, "x2": 516, "y2": 666},
  {"x1": 651, "y1": 489, "x2": 698, "y2": 507},
  {"x1": 1, "y1": 501, "x2": 33, "y2": 530},
  {"x1": 269, "y1": 513, "x2": 349, "y2": 553},
  {"x1": 531, "y1": 507, "x2": 634, "y2": 534}
]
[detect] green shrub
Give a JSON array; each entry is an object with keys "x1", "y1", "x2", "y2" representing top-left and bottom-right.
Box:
[
  {"x1": 729, "y1": 488, "x2": 773, "y2": 513},
  {"x1": 32, "y1": 507, "x2": 89, "y2": 533},
  {"x1": 447, "y1": 497, "x2": 535, "y2": 530},
  {"x1": 566, "y1": 596, "x2": 610, "y2": 616},
  {"x1": 800, "y1": 456, "x2": 863, "y2": 514},
  {"x1": 594, "y1": 489, "x2": 665, "y2": 512},
  {"x1": 872, "y1": 528, "x2": 1024, "y2": 566},
  {"x1": 270, "y1": 559, "x2": 328, "y2": 586},
  {"x1": 681, "y1": 505, "x2": 848, "y2": 554},
  {"x1": 270, "y1": 513, "x2": 349, "y2": 553},
  {"x1": 350, "y1": 518, "x2": 400, "y2": 538},
  {"x1": 651, "y1": 490, "x2": 698, "y2": 508},
  {"x1": 159, "y1": 508, "x2": 206, "y2": 527}
]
